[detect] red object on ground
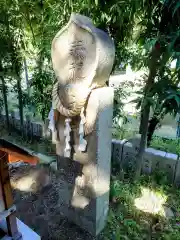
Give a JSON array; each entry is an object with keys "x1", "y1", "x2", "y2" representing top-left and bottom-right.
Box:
[{"x1": 0, "y1": 147, "x2": 38, "y2": 165}]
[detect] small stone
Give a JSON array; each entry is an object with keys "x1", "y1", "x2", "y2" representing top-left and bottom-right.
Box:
[{"x1": 162, "y1": 206, "x2": 174, "y2": 219}]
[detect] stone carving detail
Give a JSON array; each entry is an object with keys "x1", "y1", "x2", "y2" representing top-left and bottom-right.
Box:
[
  {"x1": 50, "y1": 13, "x2": 115, "y2": 156},
  {"x1": 68, "y1": 40, "x2": 86, "y2": 82}
]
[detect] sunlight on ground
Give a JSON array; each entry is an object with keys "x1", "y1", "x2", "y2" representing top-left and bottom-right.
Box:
[
  {"x1": 134, "y1": 187, "x2": 167, "y2": 215},
  {"x1": 11, "y1": 170, "x2": 50, "y2": 192},
  {"x1": 11, "y1": 175, "x2": 36, "y2": 192}
]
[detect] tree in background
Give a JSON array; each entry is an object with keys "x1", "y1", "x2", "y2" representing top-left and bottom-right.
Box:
[
  {"x1": 0, "y1": 0, "x2": 179, "y2": 177},
  {"x1": 1, "y1": 0, "x2": 167, "y2": 123},
  {"x1": 0, "y1": 16, "x2": 10, "y2": 128},
  {"x1": 25, "y1": 0, "x2": 153, "y2": 121},
  {"x1": 135, "y1": 0, "x2": 180, "y2": 178},
  {"x1": 0, "y1": 2, "x2": 25, "y2": 131}
]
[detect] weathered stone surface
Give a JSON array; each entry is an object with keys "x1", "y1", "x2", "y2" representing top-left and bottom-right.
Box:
[
  {"x1": 50, "y1": 12, "x2": 115, "y2": 236},
  {"x1": 121, "y1": 142, "x2": 136, "y2": 172},
  {"x1": 56, "y1": 87, "x2": 113, "y2": 236},
  {"x1": 174, "y1": 157, "x2": 180, "y2": 186},
  {"x1": 51, "y1": 13, "x2": 115, "y2": 121},
  {"x1": 111, "y1": 138, "x2": 178, "y2": 182},
  {"x1": 142, "y1": 148, "x2": 178, "y2": 182},
  {"x1": 112, "y1": 139, "x2": 127, "y2": 166},
  {"x1": 127, "y1": 134, "x2": 141, "y2": 151},
  {"x1": 164, "y1": 152, "x2": 178, "y2": 182},
  {"x1": 142, "y1": 148, "x2": 153, "y2": 174},
  {"x1": 120, "y1": 135, "x2": 142, "y2": 172},
  {"x1": 149, "y1": 148, "x2": 166, "y2": 171}
]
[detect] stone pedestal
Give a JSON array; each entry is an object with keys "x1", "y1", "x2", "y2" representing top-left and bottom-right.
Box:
[{"x1": 56, "y1": 87, "x2": 113, "y2": 236}]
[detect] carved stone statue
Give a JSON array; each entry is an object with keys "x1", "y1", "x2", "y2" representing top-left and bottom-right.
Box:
[
  {"x1": 50, "y1": 13, "x2": 115, "y2": 236},
  {"x1": 51, "y1": 13, "x2": 115, "y2": 157}
]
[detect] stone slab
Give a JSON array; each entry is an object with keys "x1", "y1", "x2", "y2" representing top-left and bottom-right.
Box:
[
  {"x1": 142, "y1": 148, "x2": 178, "y2": 182},
  {"x1": 112, "y1": 139, "x2": 128, "y2": 166},
  {"x1": 174, "y1": 157, "x2": 180, "y2": 186},
  {"x1": 142, "y1": 148, "x2": 166, "y2": 174},
  {"x1": 121, "y1": 142, "x2": 136, "y2": 172},
  {"x1": 163, "y1": 152, "x2": 178, "y2": 182},
  {"x1": 142, "y1": 148, "x2": 153, "y2": 174}
]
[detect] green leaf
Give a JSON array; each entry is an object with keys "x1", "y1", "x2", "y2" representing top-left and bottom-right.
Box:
[
  {"x1": 168, "y1": 34, "x2": 179, "y2": 52},
  {"x1": 173, "y1": 2, "x2": 180, "y2": 16},
  {"x1": 174, "y1": 95, "x2": 180, "y2": 107},
  {"x1": 95, "y1": 0, "x2": 98, "y2": 6},
  {"x1": 176, "y1": 56, "x2": 180, "y2": 69}
]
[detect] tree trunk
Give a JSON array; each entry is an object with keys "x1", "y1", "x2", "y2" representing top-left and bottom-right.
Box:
[
  {"x1": 177, "y1": 116, "x2": 180, "y2": 138},
  {"x1": 1, "y1": 76, "x2": 10, "y2": 129},
  {"x1": 135, "y1": 106, "x2": 150, "y2": 178},
  {"x1": 135, "y1": 45, "x2": 162, "y2": 179},
  {"x1": 23, "y1": 58, "x2": 29, "y2": 91},
  {"x1": 0, "y1": 63, "x2": 9, "y2": 129},
  {"x1": 147, "y1": 110, "x2": 166, "y2": 146},
  {"x1": 139, "y1": 110, "x2": 144, "y2": 134},
  {"x1": 11, "y1": 48, "x2": 24, "y2": 133},
  {"x1": 17, "y1": 76, "x2": 24, "y2": 131},
  {"x1": 147, "y1": 116, "x2": 159, "y2": 146},
  {"x1": 1, "y1": 76, "x2": 9, "y2": 129}
]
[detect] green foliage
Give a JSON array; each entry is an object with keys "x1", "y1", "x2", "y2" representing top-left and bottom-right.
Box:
[
  {"x1": 134, "y1": 0, "x2": 180, "y2": 146},
  {"x1": 113, "y1": 78, "x2": 136, "y2": 125},
  {"x1": 112, "y1": 79, "x2": 139, "y2": 142},
  {"x1": 102, "y1": 175, "x2": 180, "y2": 240},
  {"x1": 1, "y1": 0, "x2": 158, "y2": 122},
  {"x1": 113, "y1": 86, "x2": 128, "y2": 125},
  {"x1": 134, "y1": 64, "x2": 180, "y2": 145},
  {"x1": 151, "y1": 66, "x2": 180, "y2": 116},
  {"x1": 112, "y1": 125, "x2": 138, "y2": 140},
  {"x1": 144, "y1": 71, "x2": 179, "y2": 114},
  {"x1": 0, "y1": 0, "x2": 179, "y2": 129},
  {"x1": 31, "y1": 69, "x2": 54, "y2": 121},
  {"x1": 150, "y1": 137, "x2": 180, "y2": 156}
]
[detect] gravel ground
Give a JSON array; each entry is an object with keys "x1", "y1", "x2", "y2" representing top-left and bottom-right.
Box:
[{"x1": 10, "y1": 165, "x2": 95, "y2": 240}]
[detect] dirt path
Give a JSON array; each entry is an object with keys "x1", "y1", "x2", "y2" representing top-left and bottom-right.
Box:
[{"x1": 10, "y1": 165, "x2": 95, "y2": 240}]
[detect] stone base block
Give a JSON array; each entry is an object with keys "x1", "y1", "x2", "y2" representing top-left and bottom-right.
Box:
[
  {"x1": 56, "y1": 87, "x2": 113, "y2": 236},
  {"x1": 142, "y1": 148, "x2": 178, "y2": 182}
]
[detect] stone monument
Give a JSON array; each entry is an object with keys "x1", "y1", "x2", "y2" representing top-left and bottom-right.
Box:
[{"x1": 50, "y1": 13, "x2": 115, "y2": 236}]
